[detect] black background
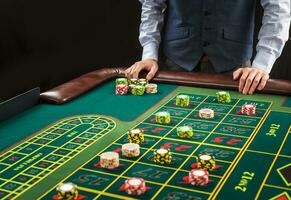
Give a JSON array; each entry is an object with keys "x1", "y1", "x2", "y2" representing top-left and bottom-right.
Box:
[{"x1": 0, "y1": 0, "x2": 290, "y2": 102}]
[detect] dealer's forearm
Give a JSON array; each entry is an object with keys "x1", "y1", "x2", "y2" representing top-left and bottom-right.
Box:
[
  {"x1": 253, "y1": 0, "x2": 291, "y2": 73},
  {"x1": 139, "y1": 0, "x2": 166, "y2": 61}
]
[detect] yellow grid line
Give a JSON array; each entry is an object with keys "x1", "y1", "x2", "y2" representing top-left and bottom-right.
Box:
[
  {"x1": 150, "y1": 97, "x2": 242, "y2": 199},
  {"x1": 264, "y1": 184, "x2": 291, "y2": 192},
  {"x1": 94, "y1": 95, "x2": 210, "y2": 199},
  {"x1": 141, "y1": 133, "x2": 242, "y2": 151},
  {"x1": 209, "y1": 103, "x2": 273, "y2": 199},
  {"x1": 77, "y1": 186, "x2": 138, "y2": 200},
  {"x1": 37, "y1": 94, "x2": 189, "y2": 199},
  {"x1": 2, "y1": 116, "x2": 116, "y2": 200},
  {"x1": 8, "y1": 92, "x2": 275, "y2": 199},
  {"x1": 247, "y1": 149, "x2": 291, "y2": 158},
  {"x1": 80, "y1": 166, "x2": 212, "y2": 196},
  {"x1": 114, "y1": 142, "x2": 233, "y2": 164},
  {"x1": 13, "y1": 118, "x2": 113, "y2": 198},
  {"x1": 212, "y1": 132, "x2": 249, "y2": 139},
  {"x1": 0, "y1": 126, "x2": 75, "y2": 172},
  {"x1": 255, "y1": 126, "x2": 291, "y2": 199}
]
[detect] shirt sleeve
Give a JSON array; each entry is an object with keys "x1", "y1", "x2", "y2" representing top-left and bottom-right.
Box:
[
  {"x1": 139, "y1": 0, "x2": 167, "y2": 61},
  {"x1": 252, "y1": 0, "x2": 291, "y2": 73}
]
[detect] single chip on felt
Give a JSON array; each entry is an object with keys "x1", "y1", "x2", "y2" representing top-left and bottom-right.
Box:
[
  {"x1": 155, "y1": 111, "x2": 171, "y2": 125},
  {"x1": 197, "y1": 153, "x2": 216, "y2": 171},
  {"x1": 127, "y1": 128, "x2": 145, "y2": 144},
  {"x1": 199, "y1": 108, "x2": 214, "y2": 119},
  {"x1": 189, "y1": 169, "x2": 209, "y2": 186},
  {"x1": 122, "y1": 143, "x2": 140, "y2": 157},
  {"x1": 241, "y1": 104, "x2": 256, "y2": 115},
  {"x1": 56, "y1": 182, "x2": 78, "y2": 200},
  {"x1": 176, "y1": 95, "x2": 190, "y2": 107},
  {"x1": 124, "y1": 177, "x2": 146, "y2": 195},
  {"x1": 177, "y1": 125, "x2": 193, "y2": 138},
  {"x1": 145, "y1": 84, "x2": 158, "y2": 94},
  {"x1": 100, "y1": 151, "x2": 119, "y2": 169},
  {"x1": 154, "y1": 148, "x2": 172, "y2": 164},
  {"x1": 216, "y1": 91, "x2": 231, "y2": 103}
]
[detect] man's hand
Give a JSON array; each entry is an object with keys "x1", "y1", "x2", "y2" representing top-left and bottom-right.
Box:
[
  {"x1": 125, "y1": 59, "x2": 159, "y2": 80},
  {"x1": 233, "y1": 67, "x2": 269, "y2": 95}
]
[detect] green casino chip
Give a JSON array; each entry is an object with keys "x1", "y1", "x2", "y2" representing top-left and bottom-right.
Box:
[
  {"x1": 176, "y1": 95, "x2": 190, "y2": 107},
  {"x1": 116, "y1": 78, "x2": 128, "y2": 85}
]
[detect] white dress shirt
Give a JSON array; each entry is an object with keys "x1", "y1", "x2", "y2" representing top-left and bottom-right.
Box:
[{"x1": 139, "y1": 0, "x2": 291, "y2": 73}]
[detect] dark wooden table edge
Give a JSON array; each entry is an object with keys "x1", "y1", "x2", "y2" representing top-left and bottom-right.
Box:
[{"x1": 40, "y1": 67, "x2": 291, "y2": 104}]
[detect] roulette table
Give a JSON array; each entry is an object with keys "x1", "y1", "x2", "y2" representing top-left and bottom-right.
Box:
[{"x1": 0, "y1": 67, "x2": 290, "y2": 200}]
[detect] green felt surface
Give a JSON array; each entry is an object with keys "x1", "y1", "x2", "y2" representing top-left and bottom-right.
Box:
[
  {"x1": 0, "y1": 81, "x2": 176, "y2": 151},
  {"x1": 0, "y1": 82, "x2": 290, "y2": 200},
  {"x1": 282, "y1": 96, "x2": 291, "y2": 107}
]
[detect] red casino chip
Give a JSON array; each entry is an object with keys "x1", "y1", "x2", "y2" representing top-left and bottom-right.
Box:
[
  {"x1": 124, "y1": 178, "x2": 146, "y2": 195},
  {"x1": 189, "y1": 169, "x2": 209, "y2": 186},
  {"x1": 241, "y1": 104, "x2": 256, "y2": 115},
  {"x1": 116, "y1": 84, "x2": 128, "y2": 95}
]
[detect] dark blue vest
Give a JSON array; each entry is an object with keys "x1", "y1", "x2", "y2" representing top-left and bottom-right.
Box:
[{"x1": 163, "y1": 0, "x2": 256, "y2": 72}]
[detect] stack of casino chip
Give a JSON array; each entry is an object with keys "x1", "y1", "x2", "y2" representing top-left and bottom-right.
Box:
[
  {"x1": 100, "y1": 151, "x2": 119, "y2": 169},
  {"x1": 189, "y1": 169, "x2": 209, "y2": 186},
  {"x1": 197, "y1": 153, "x2": 216, "y2": 171},
  {"x1": 129, "y1": 78, "x2": 139, "y2": 85},
  {"x1": 199, "y1": 108, "x2": 215, "y2": 119},
  {"x1": 241, "y1": 104, "x2": 256, "y2": 115},
  {"x1": 127, "y1": 128, "x2": 145, "y2": 144},
  {"x1": 138, "y1": 78, "x2": 148, "y2": 86},
  {"x1": 122, "y1": 143, "x2": 140, "y2": 157},
  {"x1": 153, "y1": 148, "x2": 172, "y2": 164},
  {"x1": 116, "y1": 84, "x2": 128, "y2": 95},
  {"x1": 155, "y1": 111, "x2": 171, "y2": 125},
  {"x1": 145, "y1": 84, "x2": 158, "y2": 94},
  {"x1": 132, "y1": 85, "x2": 145, "y2": 96},
  {"x1": 176, "y1": 95, "x2": 190, "y2": 107},
  {"x1": 216, "y1": 91, "x2": 231, "y2": 103},
  {"x1": 56, "y1": 182, "x2": 78, "y2": 200},
  {"x1": 116, "y1": 78, "x2": 129, "y2": 85},
  {"x1": 128, "y1": 84, "x2": 136, "y2": 94},
  {"x1": 124, "y1": 177, "x2": 146, "y2": 196},
  {"x1": 177, "y1": 125, "x2": 193, "y2": 138}
]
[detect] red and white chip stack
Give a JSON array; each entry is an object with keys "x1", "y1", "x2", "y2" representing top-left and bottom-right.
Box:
[
  {"x1": 199, "y1": 108, "x2": 215, "y2": 119},
  {"x1": 241, "y1": 104, "x2": 256, "y2": 115},
  {"x1": 116, "y1": 84, "x2": 128, "y2": 95},
  {"x1": 124, "y1": 178, "x2": 146, "y2": 195},
  {"x1": 189, "y1": 169, "x2": 209, "y2": 186},
  {"x1": 100, "y1": 152, "x2": 119, "y2": 169}
]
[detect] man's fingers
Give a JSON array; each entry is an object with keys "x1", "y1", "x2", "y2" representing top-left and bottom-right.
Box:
[
  {"x1": 146, "y1": 64, "x2": 158, "y2": 80},
  {"x1": 239, "y1": 69, "x2": 250, "y2": 92},
  {"x1": 125, "y1": 66, "x2": 134, "y2": 78},
  {"x1": 132, "y1": 62, "x2": 147, "y2": 78},
  {"x1": 257, "y1": 74, "x2": 269, "y2": 90},
  {"x1": 242, "y1": 70, "x2": 258, "y2": 94},
  {"x1": 248, "y1": 73, "x2": 263, "y2": 94},
  {"x1": 233, "y1": 68, "x2": 243, "y2": 80}
]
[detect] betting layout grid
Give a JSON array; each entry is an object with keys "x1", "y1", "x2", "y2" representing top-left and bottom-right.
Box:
[
  {"x1": 40, "y1": 93, "x2": 273, "y2": 200},
  {"x1": 214, "y1": 110, "x2": 291, "y2": 200},
  {"x1": 0, "y1": 116, "x2": 116, "y2": 200}
]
